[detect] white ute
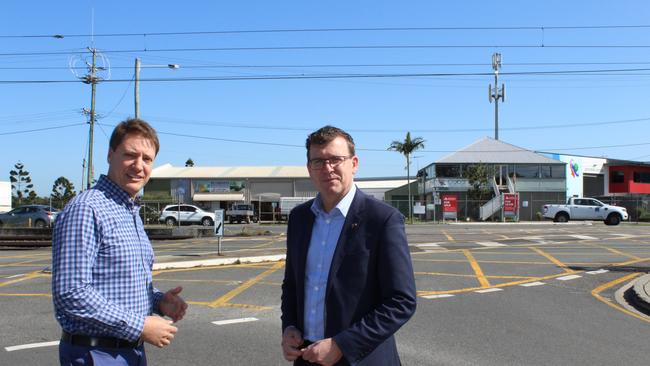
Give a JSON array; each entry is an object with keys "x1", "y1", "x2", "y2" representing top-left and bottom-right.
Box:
[{"x1": 543, "y1": 197, "x2": 628, "y2": 225}]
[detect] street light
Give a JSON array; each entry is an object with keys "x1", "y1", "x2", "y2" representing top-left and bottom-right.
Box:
[{"x1": 134, "y1": 58, "x2": 180, "y2": 119}]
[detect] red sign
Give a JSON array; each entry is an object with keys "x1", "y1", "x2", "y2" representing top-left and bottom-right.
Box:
[
  {"x1": 503, "y1": 193, "x2": 518, "y2": 213},
  {"x1": 442, "y1": 194, "x2": 457, "y2": 213}
]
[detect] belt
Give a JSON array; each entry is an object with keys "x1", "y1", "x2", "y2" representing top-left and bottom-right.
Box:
[{"x1": 61, "y1": 331, "x2": 143, "y2": 349}]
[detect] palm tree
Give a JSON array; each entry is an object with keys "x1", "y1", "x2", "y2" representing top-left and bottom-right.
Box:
[{"x1": 388, "y1": 132, "x2": 425, "y2": 223}]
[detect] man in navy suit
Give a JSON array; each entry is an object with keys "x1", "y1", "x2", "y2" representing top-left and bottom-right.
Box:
[{"x1": 281, "y1": 126, "x2": 417, "y2": 365}]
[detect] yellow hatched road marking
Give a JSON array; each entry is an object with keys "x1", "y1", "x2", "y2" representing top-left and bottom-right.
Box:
[
  {"x1": 584, "y1": 242, "x2": 640, "y2": 260},
  {"x1": 530, "y1": 247, "x2": 575, "y2": 273},
  {"x1": 463, "y1": 250, "x2": 490, "y2": 288},
  {"x1": 0, "y1": 271, "x2": 45, "y2": 288},
  {"x1": 208, "y1": 261, "x2": 284, "y2": 308},
  {"x1": 0, "y1": 293, "x2": 51, "y2": 297},
  {"x1": 591, "y1": 273, "x2": 650, "y2": 324},
  {"x1": 442, "y1": 230, "x2": 455, "y2": 241}
]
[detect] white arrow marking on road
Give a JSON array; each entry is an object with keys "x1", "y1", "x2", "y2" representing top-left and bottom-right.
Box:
[
  {"x1": 476, "y1": 241, "x2": 507, "y2": 247},
  {"x1": 212, "y1": 317, "x2": 259, "y2": 326},
  {"x1": 557, "y1": 274, "x2": 582, "y2": 281},
  {"x1": 586, "y1": 269, "x2": 609, "y2": 275},
  {"x1": 475, "y1": 288, "x2": 503, "y2": 293},
  {"x1": 422, "y1": 294, "x2": 455, "y2": 299},
  {"x1": 5, "y1": 341, "x2": 59, "y2": 352},
  {"x1": 520, "y1": 281, "x2": 546, "y2": 287}
]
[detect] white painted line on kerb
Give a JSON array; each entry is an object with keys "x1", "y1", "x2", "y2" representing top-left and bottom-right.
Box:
[
  {"x1": 212, "y1": 317, "x2": 259, "y2": 326},
  {"x1": 422, "y1": 294, "x2": 455, "y2": 299},
  {"x1": 520, "y1": 281, "x2": 545, "y2": 287},
  {"x1": 475, "y1": 288, "x2": 503, "y2": 293},
  {"x1": 5, "y1": 341, "x2": 59, "y2": 352},
  {"x1": 557, "y1": 275, "x2": 582, "y2": 281},
  {"x1": 571, "y1": 235, "x2": 598, "y2": 240},
  {"x1": 476, "y1": 242, "x2": 507, "y2": 247},
  {"x1": 586, "y1": 269, "x2": 609, "y2": 275}
]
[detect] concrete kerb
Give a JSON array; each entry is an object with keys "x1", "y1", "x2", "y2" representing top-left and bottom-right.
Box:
[
  {"x1": 153, "y1": 254, "x2": 286, "y2": 271},
  {"x1": 631, "y1": 274, "x2": 650, "y2": 312}
]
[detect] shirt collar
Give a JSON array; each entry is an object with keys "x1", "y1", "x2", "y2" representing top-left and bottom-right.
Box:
[
  {"x1": 311, "y1": 184, "x2": 357, "y2": 218},
  {"x1": 96, "y1": 174, "x2": 140, "y2": 208}
]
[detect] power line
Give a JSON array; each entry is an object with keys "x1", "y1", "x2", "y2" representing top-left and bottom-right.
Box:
[
  {"x1": 4, "y1": 61, "x2": 650, "y2": 70},
  {"x1": 2, "y1": 67, "x2": 650, "y2": 84},
  {"x1": 4, "y1": 43, "x2": 650, "y2": 57},
  {"x1": 0, "y1": 123, "x2": 85, "y2": 136},
  {"x1": 2, "y1": 24, "x2": 650, "y2": 38}
]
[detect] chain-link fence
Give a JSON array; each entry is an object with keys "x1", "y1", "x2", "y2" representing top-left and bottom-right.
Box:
[{"x1": 384, "y1": 195, "x2": 650, "y2": 222}]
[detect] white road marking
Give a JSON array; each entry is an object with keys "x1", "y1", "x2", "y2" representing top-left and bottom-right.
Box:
[
  {"x1": 557, "y1": 275, "x2": 582, "y2": 281},
  {"x1": 212, "y1": 317, "x2": 259, "y2": 326},
  {"x1": 5, "y1": 341, "x2": 59, "y2": 352},
  {"x1": 586, "y1": 269, "x2": 609, "y2": 275},
  {"x1": 6, "y1": 274, "x2": 25, "y2": 279},
  {"x1": 520, "y1": 281, "x2": 545, "y2": 287},
  {"x1": 571, "y1": 235, "x2": 598, "y2": 240},
  {"x1": 475, "y1": 288, "x2": 503, "y2": 293},
  {"x1": 416, "y1": 243, "x2": 442, "y2": 248},
  {"x1": 422, "y1": 294, "x2": 455, "y2": 299},
  {"x1": 476, "y1": 241, "x2": 507, "y2": 247}
]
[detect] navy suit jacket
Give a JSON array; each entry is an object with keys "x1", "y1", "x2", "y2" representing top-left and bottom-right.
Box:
[{"x1": 281, "y1": 189, "x2": 417, "y2": 365}]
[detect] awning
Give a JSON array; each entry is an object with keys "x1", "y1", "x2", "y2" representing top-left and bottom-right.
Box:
[{"x1": 193, "y1": 193, "x2": 245, "y2": 202}]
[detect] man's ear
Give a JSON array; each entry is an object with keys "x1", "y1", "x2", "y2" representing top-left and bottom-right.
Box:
[{"x1": 107, "y1": 148, "x2": 114, "y2": 164}]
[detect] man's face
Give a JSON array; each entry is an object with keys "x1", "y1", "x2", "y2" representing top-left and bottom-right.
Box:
[
  {"x1": 308, "y1": 136, "x2": 358, "y2": 209},
  {"x1": 107, "y1": 134, "x2": 156, "y2": 198}
]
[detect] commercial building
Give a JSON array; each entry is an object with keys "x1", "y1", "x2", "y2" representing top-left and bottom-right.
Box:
[{"x1": 417, "y1": 137, "x2": 566, "y2": 221}]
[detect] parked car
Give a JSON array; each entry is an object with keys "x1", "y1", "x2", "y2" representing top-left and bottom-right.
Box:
[
  {"x1": 225, "y1": 203, "x2": 258, "y2": 224},
  {"x1": 0, "y1": 204, "x2": 60, "y2": 228},
  {"x1": 159, "y1": 204, "x2": 215, "y2": 226},
  {"x1": 543, "y1": 197, "x2": 628, "y2": 225}
]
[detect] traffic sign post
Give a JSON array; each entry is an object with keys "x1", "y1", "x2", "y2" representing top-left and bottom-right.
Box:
[{"x1": 214, "y1": 209, "x2": 224, "y2": 255}]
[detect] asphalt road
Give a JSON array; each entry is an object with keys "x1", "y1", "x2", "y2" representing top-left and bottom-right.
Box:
[{"x1": 1, "y1": 222, "x2": 649, "y2": 365}]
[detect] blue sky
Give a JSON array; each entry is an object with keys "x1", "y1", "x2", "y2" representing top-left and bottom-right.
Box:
[{"x1": 2, "y1": 1, "x2": 650, "y2": 195}]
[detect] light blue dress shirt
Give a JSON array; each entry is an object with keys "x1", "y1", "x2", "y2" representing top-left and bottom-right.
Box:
[{"x1": 303, "y1": 184, "x2": 357, "y2": 342}]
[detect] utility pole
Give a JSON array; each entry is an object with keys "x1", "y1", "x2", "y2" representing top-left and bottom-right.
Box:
[
  {"x1": 488, "y1": 53, "x2": 506, "y2": 140},
  {"x1": 82, "y1": 48, "x2": 99, "y2": 190},
  {"x1": 135, "y1": 57, "x2": 141, "y2": 119}
]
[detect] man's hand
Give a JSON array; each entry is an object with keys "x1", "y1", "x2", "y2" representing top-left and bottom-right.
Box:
[
  {"x1": 159, "y1": 286, "x2": 188, "y2": 322},
  {"x1": 142, "y1": 315, "x2": 178, "y2": 348},
  {"x1": 281, "y1": 326, "x2": 304, "y2": 362},
  {"x1": 301, "y1": 338, "x2": 343, "y2": 366}
]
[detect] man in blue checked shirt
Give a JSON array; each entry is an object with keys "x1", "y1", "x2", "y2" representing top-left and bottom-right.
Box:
[{"x1": 52, "y1": 118, "x2": 188, "y2": 365}]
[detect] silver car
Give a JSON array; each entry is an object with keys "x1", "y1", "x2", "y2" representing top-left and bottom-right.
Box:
[
  {"x1": 0, "y1": 205, "x2": 60, "y2": 228},
  {"x1": 159, "y1": 204, "x2": 215, "y2": 226}
]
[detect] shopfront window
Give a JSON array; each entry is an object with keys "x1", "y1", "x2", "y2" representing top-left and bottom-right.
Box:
[{"x1": 611, "y1": 171, "x2": 625, "y2": 183}]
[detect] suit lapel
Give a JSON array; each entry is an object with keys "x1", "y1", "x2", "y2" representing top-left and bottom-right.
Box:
[{"x1": 296, "y1": 207, "x2": 315, "y2": 319}]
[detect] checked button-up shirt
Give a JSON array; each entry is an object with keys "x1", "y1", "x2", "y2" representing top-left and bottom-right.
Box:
[{"x1": 52, "y1": 174, "x2": 163, "y2": 342}]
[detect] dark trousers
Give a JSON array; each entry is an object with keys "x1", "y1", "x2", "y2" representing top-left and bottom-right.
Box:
[{"x1": 59, "y1": 341, "x2": 146, "y2": 366}]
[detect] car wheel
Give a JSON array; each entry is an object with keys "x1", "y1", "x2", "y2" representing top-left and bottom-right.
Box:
[
  {"x1": 165, "y1": 217, "x2": 177, "y2": 226},
  {"x1": 555, "y1": 213, "x2": 569, "y2": 223},
  {"x1": 34, "y1": 219, "x2": 46, "y2": 228},
  {"x1": 606, "y1": 214, "x2": 620, "y2": 226},
  {"x1": 202, "y1": 217, "x2": 213, "y2": 226}
]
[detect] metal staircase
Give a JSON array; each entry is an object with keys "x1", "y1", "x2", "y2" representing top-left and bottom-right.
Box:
[{"x1": 479, "y1": 176, "x2": 517, "y2": 221}]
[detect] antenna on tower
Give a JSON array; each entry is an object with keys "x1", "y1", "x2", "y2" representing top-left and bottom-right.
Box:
[{"x1": 488, "y1": 53, "x2": 506, "y2": 140}]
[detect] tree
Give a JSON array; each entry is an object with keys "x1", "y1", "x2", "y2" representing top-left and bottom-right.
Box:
[
  {"x1": 388, "y1": 132, "x2": 425, "y2": 223},
  {"x1": 51, "y1": 176, "x2": 76, "y2": 208},
  {"x1": 185, "y1": 158, "x2": 195, "y2": 167},
  {"x1": 465, "y1": 164, "x2": 492, "y2": 202},
  {"x1": 9, "y1": 162, "x2": 34, "y2": 206}
]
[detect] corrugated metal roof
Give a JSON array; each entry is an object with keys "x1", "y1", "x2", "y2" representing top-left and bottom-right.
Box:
[
  {"x1": 151, "y1": 164, "x2": 310, "y2": 178},
  {"x1": 436, "y1": 137, "x2": 563, "y2": 164}
]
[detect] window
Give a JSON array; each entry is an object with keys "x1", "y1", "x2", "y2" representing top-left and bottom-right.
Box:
[
  {"x1": 541, "y1": 165, "x2": 565, "y2": 178},
  {"x1": 181, "y1": 206, "x2": 196, "y2": 212},
  {"x1": 435, "y1": 165, "x2": 461, "y2": 178},
  {"x1": 515, "y1": 165, "x2": 539, "y2": 178},
  {"x1": 610, "y1": 171, "x2": 625, "y2": 183},
  {"x1": 633, "y1": 171, "x2": 650, "y2": 184}
]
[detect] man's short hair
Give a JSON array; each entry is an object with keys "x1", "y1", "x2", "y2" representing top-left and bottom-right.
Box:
[
  {"x1": 109, "y1": 118, "x2": 160, "y2": 155},
  {"x1": 305, "y1": 125, "x2": 355, "y2": 160}
]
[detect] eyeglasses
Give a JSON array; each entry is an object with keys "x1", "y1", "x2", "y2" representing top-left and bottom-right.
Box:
[{"x1": 308, "y1": 155, "x2": 353, "y2": 170}]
